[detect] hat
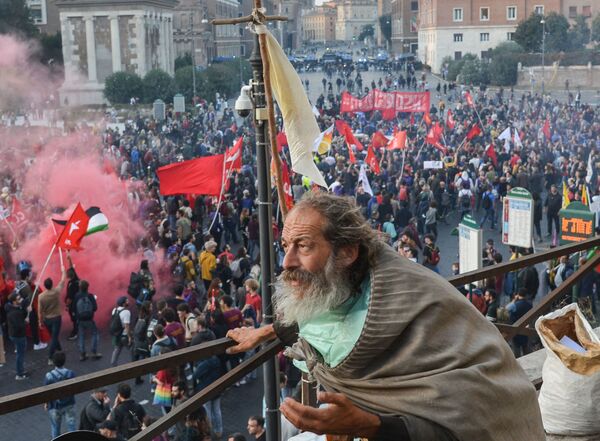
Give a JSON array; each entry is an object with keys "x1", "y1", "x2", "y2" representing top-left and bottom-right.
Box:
[
  {"x1": 98, "y1": 420, "x2": 118, "y2": 431},
  {"x1": 205, "y1": 240, "x2": 218, "y2": 251},
  {"x1": 117, "y1": 296, "x2": 128, "y2": 306}
]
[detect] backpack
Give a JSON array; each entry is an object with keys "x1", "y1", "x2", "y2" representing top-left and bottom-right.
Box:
[
  {"x1": 230, "y1": 258, "x2": 242, "y2": 278},
  {"x1": 136, "y1": 288, "x2": 151, "y2": 306},
  {"x1": 173, "y1": 257, "x2": 186, "y2": 280},
  {"x1": 13, "y1": 280, "x2": 28, "y2": 298},
  {"x1": 119, "y1": 402, "x2": 142, "y2": 439},
  {"x1": 109, "y1": 308, "x2": 124, "y2": 337},
  {"x1": 47, "y1": 369, "x2": 75, "y2": 408},
  {"x1": 482, "y1": 193, "x2": 492, "y2": 210},
  {"x1": 460, "y1": 193, "x2": 471, "y2": 209},
  {"x1": 127, "y1": 272, "x2": 143, "y2": 299},
  {"x1": 76, "y1": 295, "x2": 94, "y2": 321},
  {"x1": 429, "y1": 247, "x2": 440, "y2": 266}
]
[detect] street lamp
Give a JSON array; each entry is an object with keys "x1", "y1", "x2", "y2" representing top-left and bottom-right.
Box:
[
  {"x1": 541, "y1": 17, "x2": 546, "y2": 95},
  {"x1": 189, "y1": 13, "x2": 197, "y2": 100}
]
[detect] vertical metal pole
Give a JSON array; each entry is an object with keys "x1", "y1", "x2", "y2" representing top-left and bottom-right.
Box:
[
  {"x1": 191, "y1": 13, "x2": 197, "y2": 99},
  {"x1": 541, "y1": 18, "x2": 545, "y2": 96},
  {"x1": 250, "y1": 34, "x2": 280, "y2": 441}
]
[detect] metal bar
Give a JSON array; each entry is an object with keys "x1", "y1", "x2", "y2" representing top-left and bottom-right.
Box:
[
  {"x1": 250, "y1": 30, "x2": 281, "y2": 441},
  {"x1": 130, "y1": 340, "x2": 284, "y2": 441},
  {"x1": 495, "y1": 323, "x2": 537, "y2": 338},
  {"x1": 448, "y1": 236, "x2": 600, "y2": 287},
  {"x1": 510, "y1": 250, "x2": 600, "y2": 334},
  {"x1": 300, "y1": 373, "x2": 318, "y2": 407},
  {"x1": 0, "y1": 338, "x2": 234, "y2": 415}
]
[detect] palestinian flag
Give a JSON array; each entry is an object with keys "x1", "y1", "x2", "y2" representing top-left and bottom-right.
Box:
[{"x1": 53, "y1": 206, "x2": 109, "y2": 236}]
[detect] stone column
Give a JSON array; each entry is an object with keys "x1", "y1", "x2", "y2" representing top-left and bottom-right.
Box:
[
  {"x1": 159, "y1": 16, "x2": 167, "y2": 72},
  {"x1": 84, "y1": 15, "x2": 97, "y2": 82},
  {"x1": 109, "y1": 14, "x2": 122, "y2": 73},
  {"x1": 166, "y1": 17, "x2": 173, "y2": 74},
  {"x1": 61, "y1": 16, "x2": 75, "y2": 82},
  {"x1": 135, "y1": 14, "x2": 146, "y2": 77}
]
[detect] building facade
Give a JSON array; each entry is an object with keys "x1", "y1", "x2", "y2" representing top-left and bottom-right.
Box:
[
  {"x1": 390, "y1": 0, "x2": 418, "y2": 53},
  {"x1": 418, "y1": 0, "x2": 597, "y2": 73},
  {"x1": 335, "y1": 0, "x2": 378, "y2": 42},
  {"x1": 301, "y1": 5, "x2": 336, "y2": 43},
  {"x1": 26, "y1": 0, "x2": 61, "y2": 34},
  {"x1": 57, "y1": 0, "x2": 176, "y2": 106}
]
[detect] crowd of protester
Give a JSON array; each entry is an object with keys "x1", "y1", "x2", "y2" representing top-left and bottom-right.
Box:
[{"x1": 0, "y1": 65, "x2": 599, "y2": 440}]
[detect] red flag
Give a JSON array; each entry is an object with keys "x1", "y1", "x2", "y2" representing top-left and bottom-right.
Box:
[
  {"x1": 433, "y1": 141, "x2": 448, "y2": 155},
  {"x1": 387, "y1": 130, "x2": 407, "y2": 150},
  {"x1": 6, "y1": 198, "x2": 27, "y2": 230},
  {"x1": 276, "y1": 131, "x2": 288, "y2": 152},
  {"x1": 372, "y1": 131, "x2": 389, "y2": 148},
  {"x1": 336, "y1": 120, "x2": 364, "y2": 151},
  {"x1": 158, "y1": 155, "x2": 225, "y2": 197},
  {"x1": 280, "y1": 160, "x2": 294, "y2": 210},
  {"x1": 366, "y1": 144, "x2": 380, "y2": 174},
  {"x1": 466, "y1": 124, "x2": 482, "y2": 141},
  {"x1": 486, "y1": 144, "x2": 498, "y2": 166},
  {"x1": 56, "y1": 203, "x2": 89, "y2": 250},
  {"x1": 423, "y1": 113, "x2": 432, "y2": 126},
  {"x1": 465, "y1": 91, "x2": 474, "y2": 107},
  {"x1": 381, "y1": 108, "x2": 396, "y2": 120},
  {"x1": 225, "y1": 137, "x2": 243, "y2": 171},
  {"x1": 348, "y1": 145, "x2": 356, "y2": 164},
  {"x1": 446, "y1": 110, "x2": 456, "y2": 130},
  {"x1": 426, "y1": 123, "x2": 443, "y2": 145},
  {"x1": 410, "y1": 113, "x2": 415, "y2": 126},
  {"x1": 542, "y1": 119, "x2": 551, "y2": 140}
]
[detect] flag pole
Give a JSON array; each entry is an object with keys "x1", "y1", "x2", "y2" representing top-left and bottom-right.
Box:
[
  {"x1": 51, "y1": 221, "x2": 65, "y2": 271},
  {"x1": 207, "y1": 155, "x2": 233, "y2": 234},
  {"x1": 29, "y1": 242, "x2": 57, "y2": 307}
]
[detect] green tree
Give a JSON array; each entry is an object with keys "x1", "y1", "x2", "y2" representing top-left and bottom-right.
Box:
[
  {"x1": 378, "y1": 15, "x2": 392, "y2": 45},
  {"x1": 568, "y1": 15, "x2": 590, "y2": 50},
  {"x1": 175, "y1": 53, "x2": 193, "y2": 71},
  {"x1": 0, "y1": 0, "x2": 38, "y2": 37},
  {"x1": 198, "y1": 60, "x2": 251, "y2": 103},
  {"x1": 142, "y1": 69, "x2": 175, "y2": 103},
  {"x1": 104, "y1": 71, "x2": 143, "y2": 104},
  {"x1": 459, "y1": 57, "x2": 489, "y2": 85},
  {"x1": 514, "y1": 12, "x2": 569, "y2": 53},
  {"x1": 358, "y1": 24, "x2": 374, "y2": 42},
  {"x1": 447, "y1": 53, "x2": 477, "y2": 81},
  {"x1": 592, "y1": 13, "x2": 600, "y2": 42},
  {"x1": 487, "y1": 42, "x2": 523, "y2": 86},
  {"x1": 174, "y1": 65, "x2": 207, "y2": 103},
  {"x1": 38, "y1": 32, "x2": 63, "y2": 65}
]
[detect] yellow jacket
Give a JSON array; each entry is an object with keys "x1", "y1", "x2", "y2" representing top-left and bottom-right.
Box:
[{"x1": 200, "y1": 250, "x2": 216, "y2": 281}]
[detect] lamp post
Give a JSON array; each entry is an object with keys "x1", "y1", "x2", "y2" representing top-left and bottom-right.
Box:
[
  {"x1": 541, "y1": 17, "x2": 546, "y2": 95},
  {"x1": 189, "y1": 13, "x2": 197, "y2": 99}
]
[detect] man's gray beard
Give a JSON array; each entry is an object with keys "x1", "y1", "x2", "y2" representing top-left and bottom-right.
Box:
[{"x1": 273, "y1": 254, "x2": 354, "y2": 327}]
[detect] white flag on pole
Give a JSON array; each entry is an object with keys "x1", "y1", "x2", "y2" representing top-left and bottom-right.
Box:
[{"x1": 358, "y1": 164, "x2": 373, "y2": 196}]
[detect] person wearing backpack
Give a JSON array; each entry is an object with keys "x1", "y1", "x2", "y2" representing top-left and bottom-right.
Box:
[
  {"x1": 422, "y1": 234, "x2": 441, "y2": 274},
  {"x1": 111, "y1": 383, "x2": 146, "y2": 440},
  {"x1": 110, "y1": 296, "x2": 132, "y2": 367},
  {"x1": 479, "y1": 185, "x2": 496, "y2": 230},
  {"x1": 43, "y1": 351, "x2": 76, "y2": 439},
  {"x1": 74, "y1": 280, "x2": 102, "y2": 361}
]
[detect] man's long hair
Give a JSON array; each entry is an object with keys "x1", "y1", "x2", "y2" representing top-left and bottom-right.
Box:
[{"x1": 291, "y1": 192, "x2": 384, "y2": 290}]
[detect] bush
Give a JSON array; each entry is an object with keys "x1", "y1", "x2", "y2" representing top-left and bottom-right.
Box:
[
  {"x1": 104, "y1": 71, "x2": 143, "y2": 104},
  {"x1": 174, "y1": 66, "x2": 207, "y2": 103},
  {"x1": 142, "y1": 69, "x2": 175, "y2": 103},
  {"x1": 446, "y1": 53, "x2": 477, "y2": 81},
  {"x1": 197, "y1": 60, "x2": 252, "y2": 103},
  {"x1": 460, "y1": 58, "x2": 489, "y2": 85},
  {"x1": 489, "y1": 54, "x2": 519, "y2": 86}
]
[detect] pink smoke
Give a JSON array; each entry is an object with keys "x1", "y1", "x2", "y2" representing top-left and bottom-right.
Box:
[{"x1": 0, "y1": 35, "x2": 164, "y2": 326}]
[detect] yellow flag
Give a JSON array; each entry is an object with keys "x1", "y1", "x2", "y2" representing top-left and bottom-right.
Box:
[
  {"x1": 256, "y1": 26, "x2": 327, "y2": 188},
  {"x1": 312, "y1": 124, "x2": 334, "y2": 154},
  {"x1": 562, "y1": 181, "x2": 570, "y2": 209},
  {"x1": 582, "y1": 184, "x2": 589, "y2": 207}
]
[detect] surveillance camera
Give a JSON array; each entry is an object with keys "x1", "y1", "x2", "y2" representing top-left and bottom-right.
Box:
[{"x1": 235, "y1": 85, "x2": 253, "y2": 118}]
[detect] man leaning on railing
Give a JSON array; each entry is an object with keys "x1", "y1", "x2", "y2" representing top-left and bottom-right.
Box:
[{"x1": 227, "y1": 192, "x2": 545, "y2": 441}]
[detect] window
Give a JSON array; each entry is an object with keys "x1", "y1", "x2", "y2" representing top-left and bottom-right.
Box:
[
  {"x1": 534, "y1": 5, "x2": 544, "y2": 15},
  {"x1": 481, "y1": 50, "x2": 491, "y2": 60},
  {"x1": 507, "y1": 32, "x2": 515, "y2": 41},
  {"x1": 569, "y1": 6, "x2": 577, "y2": 18},
  {"x1": 583, "y1": 6, "x2": 592, "y2": 17},
  {"x1": 454, "y1": 51, "x2": 462, "y2": 60},
  {"x1": 480, "y1": 32, "x2": 489, "y2": 42},
  {"x1": 411, "y1": 1, "x2": 418, "y2": 11},
  {"x1": 454, "y1": 33, "x2": 463, "y2": 42},
  {"x1": 507, "y1": 6, "x2": 517, "y2": 20},
  {"x1": 480, "y1": 7, "x2": 489, "y2": 21},
  {"x1": 453, "y1": 8, "x2": 463, "y2": 22}
]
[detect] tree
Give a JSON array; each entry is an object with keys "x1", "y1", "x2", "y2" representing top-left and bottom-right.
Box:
[
  {"x1": 358, "y1": 24, "x2": 374, "y2": 42},
  {"x1": 104, "y1": 71, "x2": 143, "y2": 104},
  {"x1": 197, "y1": 60, "x2": 251, "y2": 103},
  {"x1": 447, "y1": 53, "x2": 477, "y2": 81},
  {"x1": 459, "y1": 57, "x2": 489, "y2": 85},
  {"x1": 0, "y1": 0, "x2": 38, "y2": 37},
  {"x1": 514, "y1": 12, "x2": 569, "y2": 53},
  {"x1": 378, "y1": 15, "x2": 392, "y2": 46},
  {"x1": 592, "y1": 13, "x2": 600, "y2": 42},
  {"x1": 488, "y1": 41, "x2": 523, "y2": 86},
  {"x1": 174, "y1": 65, "x2": 207, "y2": 103},
  {"x1": 175, "y1": 53, "x2": 193, "y2": 71},
  {"x1": 38, "y1": 32, "x2": 63, "y2": 65},
  {"x1": 142, "y1": 69, "x2": 175, "y2": 103},
  {"x1": 568, "y1": 15, "x2": 590, "y2": 50}
]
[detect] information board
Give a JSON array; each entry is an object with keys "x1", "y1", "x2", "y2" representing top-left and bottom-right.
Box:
[
  {"x1": 502, "y1": 187, "x2": 533, "y2": 248},
  {"x1": 153, "y1": 99, "x2": 165, "y2": 121},
  {"x1": 424, "y1": 161, "x2": 443, "y2": 169},
  {"x1": 459, "y1": 214, "x2": 482, "y2": 274},
  {"x1": 559, "y1": 201, "x2": 596, "y2": 244}
]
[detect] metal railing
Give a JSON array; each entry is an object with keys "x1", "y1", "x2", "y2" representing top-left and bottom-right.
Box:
[{"x1": 0, "y1": 236, "x2": 598, "y2": 439}]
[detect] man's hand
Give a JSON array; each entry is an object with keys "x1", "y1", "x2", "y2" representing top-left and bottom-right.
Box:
[
  {"x1": 226, "y1": 324, "x2": 275, "y2": 354},
  {"x1": 280, "y1": 391, "x2": 381, "y2": 438}
]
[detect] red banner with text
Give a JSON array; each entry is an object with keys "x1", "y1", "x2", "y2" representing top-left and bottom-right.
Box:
[{"x1": 340, "y1": 90, "x2": 430, "y2": 116}]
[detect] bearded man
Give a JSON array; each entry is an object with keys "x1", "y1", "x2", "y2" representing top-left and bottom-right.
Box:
[{"x1": 227, "y1": 192, "x2": 544, "y2": 441}]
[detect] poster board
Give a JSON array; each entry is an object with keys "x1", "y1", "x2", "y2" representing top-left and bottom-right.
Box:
[
  {"x1": 502, "y1": 187, "x2": 533, "y2": 248},
  {"x1": 459, "y1": 214, "x2": 482, "y2": 274},
  {"x1": 173, "y1": 94, "x2": 185, "y2": 114},
  {"x1": 559, "y1": 201, "x2": 596, "y2": 245}
]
